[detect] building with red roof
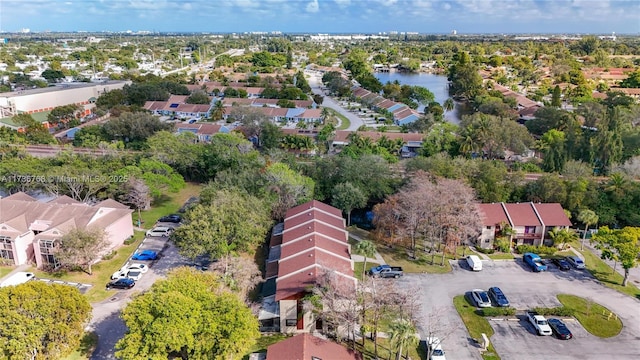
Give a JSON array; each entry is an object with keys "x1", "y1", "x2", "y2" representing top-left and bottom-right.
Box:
[
  {"x1": 265, "y1": 333, "x2": 361, "y2": 360},
  {"x1": 259, "y1": 200, "x2": 356, "y2": 334},
  {"x1": 477, "y1": 202, "x2": 571, "y2": 248}
]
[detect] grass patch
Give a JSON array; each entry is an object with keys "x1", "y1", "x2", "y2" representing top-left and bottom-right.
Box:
[
  {"x1": 0, "y1": 266, "x2": 12, "y2": 278},
  {"x1": 453, "y1": 295, "x2": 501, "y2": 360},
  {"x1": 30, "y1": 231, "x2": 144, "y2": 303},
  {"x1": 556, "y1": 294, "x2": 623, "y2": 338},
  {"x1": 356, "y1": 336, "x2": 423, "y2": 360},
  {"x1": 242, "y1": 333, "x2": 288, "y2": 359},
  {"x1": 132, "y1": 182, "x2": 202, "y2": 229},
  {"x1": 63, "y1": 332, "x2": 97, "y2": 360},
  {"x1": 568, "y1": 241, "x2": 640, "y2": 299},
  {"x1": 376, "y1": 245, "x2": 452, "y2": 274},
  {"x1": 487, "y1": 253, "x2": 515, "y2": 260},
  {"x1": 329, "y1": 108, "x2": 351, "y2": 130}
]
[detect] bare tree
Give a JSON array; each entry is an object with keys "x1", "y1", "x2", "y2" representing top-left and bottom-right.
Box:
[
  {"x1": 119, "y1": 177, "x2": 151, "y2": 227},
  {"x1": 55, "y1": 227, "x2": 109, "y2": 274},
  {"x1": 208, "y1": 256, "x2": 261, "y2": 302},
  {"x1": 420, "y1": 307, "x2": 456, "y2": 360}
]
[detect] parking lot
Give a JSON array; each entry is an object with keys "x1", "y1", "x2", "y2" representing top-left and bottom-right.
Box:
[{"x1": 398, "y1": 259, "x2": 640, "y2": 360}]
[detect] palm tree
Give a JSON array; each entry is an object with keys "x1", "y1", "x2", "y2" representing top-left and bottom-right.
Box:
[
  {"x1": 443, "y1": 98, "x2": 455, "y2": 112},
  {"x1": 548, "y1": 228, "x2": 578, "y2": 250},
  {"x1": 388, "y1": 319, "x2": 418, "y2": 360},
  {"x1": 577, "y1": 209, "x2": 599, "y2": 251},
  {"x1": 209, "y1": 100, "x2": 225, "y2": 121},
  {"x1": 354, "y1": 240, "x2": 376, "y2": 281},
  {"x1": 459, "y1": 135, "x2": 476, "y2": 158}
]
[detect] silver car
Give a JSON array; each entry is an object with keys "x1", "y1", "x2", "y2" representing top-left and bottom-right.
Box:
[
  {"x1": 471, "y1": 289, "x2": 492, "y2": 308},
  {"x1": 565, "y1": 256, "x2": 586, "y2": 269}
]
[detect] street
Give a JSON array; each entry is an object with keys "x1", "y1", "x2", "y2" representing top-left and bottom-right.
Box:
[{"x1": 305, "y1": 69, "x2": 364, "y2": 131}]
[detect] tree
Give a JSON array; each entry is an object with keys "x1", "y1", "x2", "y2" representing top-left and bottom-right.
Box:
[
  {"x1": 172, "y1": 188, "x2": 272, "y2": 264},
  {"x1": 208, "y1": 256, "x2": 261, "y2": 302},
  {"x1": 55, "y1": 227, "x2": 109, "y2": 274},
  {"x1": 448, "y1": 51, "x2": 484, "y2": 100},
  {"x1": 443, "y1": 98, "x2": 455, "y2": 112},
  {"x1": 116, "y1": 267, "x2": 259, "y2": 360},
  {"x1": 577, "y1": 209, "x2": 599, "y2": 251},
  {"x1": 263, "y1": 162, "x2": 315, "y2": 220},
  {"x1": 209, "y1": 100, "x2": 225, "y2": 121},
  {"x1": 538, "y1": 129, "x2": 567, "y2": 173},
  {"x1": 41, "y1": 68, "x2": 65, "y2": 83},
  {"x1": 185, "y1": 91, "x2": 211, "y2": 104},
  {"x1": 551, "y1": 85, "x2": 562, "y2": 107},
  {"x1": 13, "y1": 113, "x2": 56, "y2": 144},
  {"x1": 592, "y1": 226, "x2": 640, "y2": 286},
  {"x1": 388, "y1": 319, "x2": 418, "y2": 360},
  {"x1": 119, "y1": 177, "x2": 151, "y2": 228},
  {"x1": 354, "y1": 240, "x2": 376, "y2": 280},
  {"x1": 548, "y1": 227, "x2": 577, "y2": 250},
  {"x1": 332, "y1": 182, "x2": 367, "y2": 226},
  {"x1": 0, "y1": 282, "x2": 91, "y2": 360}
]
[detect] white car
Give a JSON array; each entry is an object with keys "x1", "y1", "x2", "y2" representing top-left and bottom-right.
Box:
[
  {"x1": 146, "y1": 226, "x2": 173, "y2": 237},
  {"x1": 426, "y1": 337, "x2": 446, "y2": 360},
  {"x1": 470, "y1": 289, "x2": 492, "y2": 308},
  {"x1": 126, "y1": 270, "x2": 143, "y2": 281},
  {"x1": 111, "y1": 264, "x2": 149, "y2": 280}
]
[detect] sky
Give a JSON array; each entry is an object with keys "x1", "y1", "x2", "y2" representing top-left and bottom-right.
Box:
[{"x1": 0, "y1": 0, "x2": 639, "y2": 34}]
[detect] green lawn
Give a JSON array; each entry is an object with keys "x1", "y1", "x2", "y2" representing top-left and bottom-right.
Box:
[
  {"x1": 376, "y1": 245, "x2": 452, "y2": 274},
  {"x1": 568, "y1": 241, "x2": 640, "y2": 299},
  {"x1": 329, "y1": 108, "x2": 351, "y2": 130},
  {"x1": 0, "y1": 266, "x2": 12, "y2": 279},
  {"x1": 356, "y1": 336, "x2": 423, "y2": 360},
  {"x1": 30, "y1": 231, "x2": 145, "y2": 303},
  {"x1": 132, "y1": 182, "x2": 202, "y2": 229},
  {"x1": 487, "y1": 253, "x2": 515, "y2": 260},
  {"x1": 557, "y1": 294, "x2": 623, "y2": 338},
  {"x1": 453, "y1": 295, "x2": 501, "y2": 360}
]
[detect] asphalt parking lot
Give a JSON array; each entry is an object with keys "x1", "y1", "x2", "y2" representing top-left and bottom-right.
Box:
[{"x1": 398, "y1": 259, "x2": 640, "y2": 360}]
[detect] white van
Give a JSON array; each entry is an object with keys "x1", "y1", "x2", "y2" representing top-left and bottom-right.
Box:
[
  {"x1": 467, "y1": 255, "x2": 483, "y2": 271},
  {"x1": 0, "y1": 272, "x2": 35, "y2": 287}
]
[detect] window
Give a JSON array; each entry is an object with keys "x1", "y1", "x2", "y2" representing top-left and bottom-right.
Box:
[
  {"x1": 486, "y1": 226, "x2": 491, "y2": 230},
  {"x1": 525, "y1": 226, "x2": 536, "y2": 234},
  {"x1": 285, "y1": 319, "x2": 297, "y2": 327},
  {"x1": 0, "y1": 236, "x2": 13, "y2": 260},
  {"x1": 39, "y1": 239, "x2": 60, "y2": 268}
]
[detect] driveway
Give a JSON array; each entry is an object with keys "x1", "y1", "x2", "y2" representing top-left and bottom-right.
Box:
[
  {"x1": 397, "y1": 260, "x2": 640, "y2": 360},
  {"x1": 305, "y1": 70, "x2": 364, "y2": 131},
  {"x1": 88, "y1": 238, "x2": 190, "y2": 359}
]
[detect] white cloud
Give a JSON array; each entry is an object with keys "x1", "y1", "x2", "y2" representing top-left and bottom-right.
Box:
[
  {"x1": 442, "y1": 2, "x2": 451, "y2": 10},
  {"x1": 306, "y1": 0, "x2": 319, "y2": 13},
  {"x1": 334, "y1": 0, "x2": 351, "y2": 8}
]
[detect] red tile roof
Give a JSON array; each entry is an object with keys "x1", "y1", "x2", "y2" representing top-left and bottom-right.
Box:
[
  {"x1": 282, "y1": 221, "x2": 347, "y2": 244},
  {"x1": 280, "y1": 233, "x2": 351, "y2": 260},
  {"x1": 286, "y1": 200, "x2": 343, "y2": 218},
  {"x1": 284, "y1": 207, "x2": 344, "y2": 230},
  {"x1": 266, "y1": 333, "x2": 362, "y2": 360},
  {"x1": 533, "y1": 203, "x2": 572, "y2": 227},
  {"x1": 503, "y1": 203, "x2": 541, "y2": 227},
  {"x1": 478, "y1": 203, "x2": 509, "y2": 226}
]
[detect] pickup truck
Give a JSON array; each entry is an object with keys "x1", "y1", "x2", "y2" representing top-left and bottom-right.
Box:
[
  {"x1": 526, "y1": 311, "x2": 553, "y2": 336},
  {"x1": 523, "y1": 252, "x2": 547, "y2": 272},
  {"x1": 368, "y1": 265, "x2": 404, "y2": 278}
]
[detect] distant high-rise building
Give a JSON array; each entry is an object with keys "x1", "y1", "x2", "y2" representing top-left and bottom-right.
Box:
[{"x1": 452, "y1": 30, "x2": 457, "y2": 35}]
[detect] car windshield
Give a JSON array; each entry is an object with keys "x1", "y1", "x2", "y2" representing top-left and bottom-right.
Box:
[
  {"x1": 432, "y1": 349, "x2": 444, "y2": 355},
  {"x1": 479, "y1": 292, "x2": 489, "y2": 302}
]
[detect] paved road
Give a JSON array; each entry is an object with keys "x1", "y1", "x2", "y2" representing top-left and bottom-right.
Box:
[
  {"x1": 88, "y1": 237, "x2": 190, "y2": 359},
  {"x1": 397, "y1": 259, "x2": 640, "y2": 360},
  {"x1": 305, "y1": 70, "x2": 364, "y2": 131}
]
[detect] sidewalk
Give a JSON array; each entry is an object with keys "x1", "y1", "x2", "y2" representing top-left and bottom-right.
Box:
[{"x1": 349, "y1": 232, "x2": 386, "y2": 265}]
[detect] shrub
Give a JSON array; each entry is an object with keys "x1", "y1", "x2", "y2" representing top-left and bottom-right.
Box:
[
  {"x1": 515, "y1": 245, "x2": 556, "y2": 256},
  {"x1": 102, "y1": 250, "x2": 116, "y2": 261},
  {"x1": 477, "y1": 307, "x2": 516, "y2": 317},
  {"x1": 531, "y1": 306, "x2": 575, "y2": 317},
  {"x1": 475, "y1": 247, "x2": 495, "y2": 254},
  {"x1": 494, "y1": 237, "x2": 511, "y2": 253}
]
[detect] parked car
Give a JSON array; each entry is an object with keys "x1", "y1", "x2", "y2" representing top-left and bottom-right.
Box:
[
  {"x1": 132, "y1": 250, "x2": 159, "y2": 261},
  {"x1": 146, "y1": 226, "x2": 173, "y2": 237},
  {"x1": 565, "y1": 256, "x2": 585, "y2": 269},
  {"x1": 466, "y1": 255, "x2": 483, "y2": 271},
  {"x1": 158, "y1": 214, "x2": 182, "y2": 223},
  {"x1": 470, "y1": 289, "x2": 492, "y2": 308},
  {"x1": 488, "y1": 286, "x2": 510, "y2": 307},
  {"x1": 526, "y1": 311, "x2": 553, "y2": 336},
  {"x1": 111, "y1": 263, "x2": 149, "y2": 280},
  {"x1": 523, "y1": 252, "x2": 547, "y2": 272},
  {"x1": 548, "y1": 318, "x2": 573, "y2": 340},
  {"x1": 368, "y1": 265, "x2": 404, "y2": 278},
  {"x1": 552, "y1": 258, "x2": 571, "y2": 271},
  {"x1": 425, "y1": 337, "x2": 446, "y2": 360},
  {"x1": 0, "y1": 271, "x2": 35, "y2": 287},
  {"x1": 106, "y1": 278, "x2": 135, "y2": 290},
  {"x1": 126, "y1": 270, "x2": 143, "y2": 281}
]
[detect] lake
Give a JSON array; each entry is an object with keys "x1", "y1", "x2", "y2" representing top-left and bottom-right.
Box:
[{"x1": 374, "y1": 72, "x2": 461, "y2": 123}]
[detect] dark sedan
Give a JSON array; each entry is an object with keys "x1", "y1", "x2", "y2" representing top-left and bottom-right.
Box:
[
  {"x1": 106, "y1": 278, "x2": 135, "y2": 290},
  {"x1": 548, "y1": 318, "x2": 572, "y2": 340},
  {"x1": 552, "y1": 258, "x2": 571, "y2": 271},
  {"x1": 488, "y1": 286, "x2": 510, "y2": 307},
  {"x1": 158, "y1": 214, "x2": 182, "y2": 223}
]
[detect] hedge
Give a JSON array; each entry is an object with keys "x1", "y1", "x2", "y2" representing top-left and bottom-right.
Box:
[
  {"x1": 515, "y1": 245, "x2": 557, "y2": 256},
  {"x1": 531, "y1": 306, "x2": 576, "y2": 317},
  {"x1": 476, "y1": 307, "x2": 517, "y2": 317}
]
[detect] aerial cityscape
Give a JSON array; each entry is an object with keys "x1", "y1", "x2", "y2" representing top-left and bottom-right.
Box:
[{"x1": 0, "y1": 0, "x2": 639, "y2": 360}]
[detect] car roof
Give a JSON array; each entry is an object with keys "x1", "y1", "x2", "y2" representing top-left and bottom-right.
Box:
[
  {"x1": 489, "y1": 286, "x2": 503, "y2": 293},
  {"x1": 140, "y1": 250, "x2": 156, "y2": 254},
  {"x1": 152, "y1": 226, "x2": 171, "y2": 231}
]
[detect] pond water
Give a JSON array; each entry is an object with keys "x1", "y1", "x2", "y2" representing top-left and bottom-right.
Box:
[{"x1": 374, "y1": 72, "x2": 461, "y2": 123}]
